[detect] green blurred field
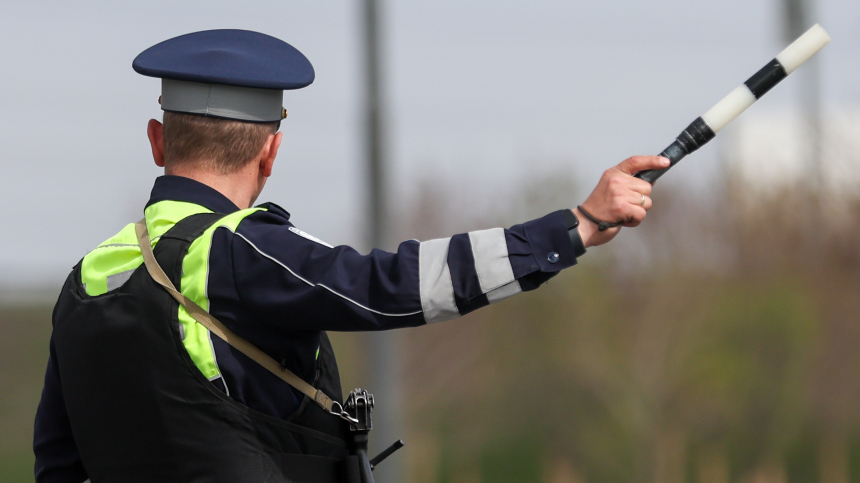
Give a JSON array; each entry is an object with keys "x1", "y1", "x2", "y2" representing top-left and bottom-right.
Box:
[{"x1": 1, "y1": 302, "x2": 53, "y2": 482}]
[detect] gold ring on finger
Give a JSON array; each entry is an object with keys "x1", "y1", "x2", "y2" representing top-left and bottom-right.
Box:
[{"x1": 639, "y1": 193, "x2": 646, "y2": 207}]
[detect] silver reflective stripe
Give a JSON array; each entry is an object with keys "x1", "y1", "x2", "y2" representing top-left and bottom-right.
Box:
[
  {"x1": 106, "y1": 269, "x2": 135, "y2": 292},
  {"x1": 85, "y1": 242, "x2": 141, "y2": 257},
  {"x1": 486, "y1": 280, "x2": 522, "y2": 304},
  {"x1": 418, "y1": 237, "x2": 459, "y2": 324},
  {"x1": 468, "y1": 228, "x2": 515, "y2": 293},
  {"x1": 207, "y1": 373, "x2": 229, "y2": 396},
  {"x1": 94, "y1": 239, "x2": 161, "y2": 251},
  {"x1": 206, "y1": 331, "x2": 229, "y2": 396}
]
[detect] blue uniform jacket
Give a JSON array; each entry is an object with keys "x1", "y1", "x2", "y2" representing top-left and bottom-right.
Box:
[{"x1": 34, "y1": 176, "x2": 581, "y2": 481}]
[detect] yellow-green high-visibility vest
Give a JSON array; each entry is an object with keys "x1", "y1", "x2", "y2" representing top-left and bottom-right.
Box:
[{"x1": 80, "y1": 200, "x2": 265, "y2": 383}]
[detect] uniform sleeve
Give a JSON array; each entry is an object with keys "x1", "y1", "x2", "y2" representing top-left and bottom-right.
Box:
[
  {"x1": 33, "y1": 337, "x2": 88, "y2": 483},
  {"x1": 217, "y1": 208, "x2": 578, "y2": 332}
]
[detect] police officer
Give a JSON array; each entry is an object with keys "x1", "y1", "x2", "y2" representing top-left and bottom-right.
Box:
[{"x1": 33, "y1": 29, "x2": 668, "y2": 482}]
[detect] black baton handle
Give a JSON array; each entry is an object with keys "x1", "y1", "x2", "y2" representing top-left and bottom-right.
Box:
[{"x1": 635, "y1": 117, "x2": 716, "y2": 184}]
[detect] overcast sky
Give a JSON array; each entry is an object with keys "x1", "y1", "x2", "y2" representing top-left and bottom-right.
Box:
[{"x1": 1, "y1": 0, "x2": 858, "y2": 290}]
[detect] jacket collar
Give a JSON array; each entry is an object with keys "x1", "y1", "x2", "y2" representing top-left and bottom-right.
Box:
[{"x1": 146, "y1": 175, "x2": 241, "y2": 214}]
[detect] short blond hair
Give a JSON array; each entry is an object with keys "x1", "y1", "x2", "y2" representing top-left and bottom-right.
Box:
[{"x1": 162, "y1": 112, "x2": 279, "y2": 174}]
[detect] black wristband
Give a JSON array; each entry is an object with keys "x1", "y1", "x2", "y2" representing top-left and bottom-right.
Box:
[
  {"x1": 576, "y1": 205, "x2": 622, "y2": 232},
  {"x1": 563, "y1": 209, "x2": 587, "y2": 258}
]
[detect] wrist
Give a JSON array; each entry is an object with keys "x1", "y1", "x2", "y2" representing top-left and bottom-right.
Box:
[{"x1": 573, "y1": 207, "x2": 597, "y2": 248}]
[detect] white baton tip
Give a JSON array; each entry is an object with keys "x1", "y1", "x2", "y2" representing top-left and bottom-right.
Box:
[{"x1": 776, "y1": 23, "x2": 831, "y2": 74}]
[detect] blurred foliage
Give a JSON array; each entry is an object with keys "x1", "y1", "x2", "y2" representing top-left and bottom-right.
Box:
[{"x1": 395, "y1": 172, "x2": 860, "y2": 483}]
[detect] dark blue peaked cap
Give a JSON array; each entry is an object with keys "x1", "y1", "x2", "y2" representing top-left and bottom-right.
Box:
[
  {"x1": 133, "y1": 29, "x2": 314, "y2": 122},
  {"x1": 133, "y1": 29, "x2": 314, "y2": 89}
]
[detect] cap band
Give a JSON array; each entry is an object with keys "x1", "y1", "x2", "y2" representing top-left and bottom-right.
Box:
[{"x1": 161, "y1": 79, "x2": 284, "y2": 122}]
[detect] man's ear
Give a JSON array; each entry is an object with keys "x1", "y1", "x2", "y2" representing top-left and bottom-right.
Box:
[
  {"x1": 260, "y1": 131, "x2": 282, "y2": 178},
  {"x1": 147, "y1": 119, "x2": 165, "y2": 168}
]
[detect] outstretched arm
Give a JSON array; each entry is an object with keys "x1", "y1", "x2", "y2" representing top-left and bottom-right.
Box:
[{"x1": 210, "y1": 155, "x2": 669, "y2": 333}]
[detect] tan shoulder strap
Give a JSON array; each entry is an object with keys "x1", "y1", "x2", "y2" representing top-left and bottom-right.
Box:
[{"x1": 135, "y1": 219, "x2": 354, "y2": 422}]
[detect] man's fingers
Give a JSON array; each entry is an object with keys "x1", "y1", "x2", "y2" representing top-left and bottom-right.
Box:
[
  {"x1": 616, "y1": 156, "x2": 670, "y2": 176},
  {"x1": 630, "y1": 178, "x2": 653, "y2": 197},
  {"x1": 621, "y1": 206, "x2": 647, "y2": 227}
]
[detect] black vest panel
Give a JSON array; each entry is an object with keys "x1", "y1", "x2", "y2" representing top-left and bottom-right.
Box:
[{"x1": 52, "y1": 214, "x2": 352, "y2": 482}]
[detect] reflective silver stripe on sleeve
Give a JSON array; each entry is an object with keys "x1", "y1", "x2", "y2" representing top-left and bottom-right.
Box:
[
  {"x1": 486, "y1": 280, "x2": 522, "y2": 304},
  {"x1": 418, "y1": 237, "x2": 459, "y2": 324},
  {"x1": 468, "y1": 228, "x2": 515, "y2": 293},
  {"x1": 106, "y1": 269, "x2": 135, "y2": 292}
]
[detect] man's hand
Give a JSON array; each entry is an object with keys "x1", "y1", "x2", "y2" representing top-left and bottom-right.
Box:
[{"x1": 576, "y1": 156, "x2": 670, "y2": 248}]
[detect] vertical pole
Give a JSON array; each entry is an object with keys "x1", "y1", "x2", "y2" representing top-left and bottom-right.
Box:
[
  {"x1": 364, "y1": 0, "x2": 386, "y2": 245},
  {"x1": 361, "y1": 0, "x2": 404, "y2": 481},
  {"x1": 782, "y1": 0, "x2": 823, "y2": 196}
]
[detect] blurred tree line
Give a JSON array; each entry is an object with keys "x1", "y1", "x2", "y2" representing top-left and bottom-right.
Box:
[{"x1": 371, "y1": 167, "x2": 860, "y2": 483}]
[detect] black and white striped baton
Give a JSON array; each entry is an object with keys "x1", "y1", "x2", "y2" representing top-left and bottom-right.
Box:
[{"x1": 635, "y1": 24, "x2": 831, "y2": 184}]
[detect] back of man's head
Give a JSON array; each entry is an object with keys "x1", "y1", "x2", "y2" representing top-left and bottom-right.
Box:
[{"x1": 162, "y1": 112, "x2": 279, "y2": 174}]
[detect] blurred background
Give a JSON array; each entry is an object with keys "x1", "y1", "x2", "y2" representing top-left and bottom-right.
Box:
[{"x1": 2, "y1": 0, "x2": 859, "y2": 481}]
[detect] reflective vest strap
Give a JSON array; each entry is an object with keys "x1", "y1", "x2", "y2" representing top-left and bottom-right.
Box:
[{"x1": 135, "y1": 218, "x2": 339, "y2": 415}]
